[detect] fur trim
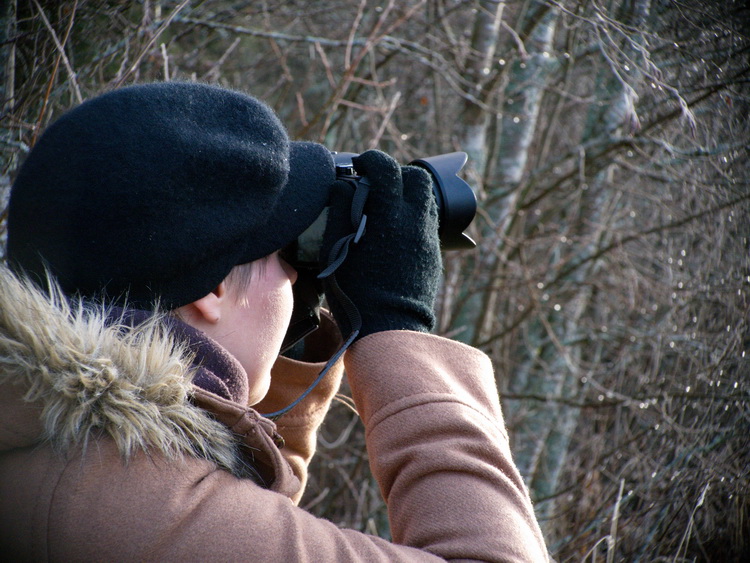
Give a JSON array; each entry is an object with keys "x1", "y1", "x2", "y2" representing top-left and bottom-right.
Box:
[{"x1": 0, "y1": 265, "x2": 242, "y2": 474}]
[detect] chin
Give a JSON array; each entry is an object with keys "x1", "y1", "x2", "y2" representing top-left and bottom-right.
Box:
[{"x1": 247, "y1": 370, "x2": 273, "y2": 407}]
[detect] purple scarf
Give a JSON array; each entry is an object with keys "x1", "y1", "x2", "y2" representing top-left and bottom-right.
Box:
[{"x1": 106, "y1": 307, "x2": 249, "y2": 405}]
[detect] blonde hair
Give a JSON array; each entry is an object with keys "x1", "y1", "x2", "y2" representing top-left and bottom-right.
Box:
[{"x1": 225, "y1": 255, "x2": 270, "y2": 305}]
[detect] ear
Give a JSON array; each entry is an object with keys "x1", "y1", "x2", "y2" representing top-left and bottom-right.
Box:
[{"x1": 186, "y1": 281, "x2": 228, "y2": 324}]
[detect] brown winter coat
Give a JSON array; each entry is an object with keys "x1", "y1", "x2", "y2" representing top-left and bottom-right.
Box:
[{"x1": 0, "y1": 266, "x2": 548, "y2": 561}]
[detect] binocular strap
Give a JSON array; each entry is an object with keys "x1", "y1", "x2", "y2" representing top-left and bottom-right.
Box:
[{"x1": 263, "y1": 177, "x2": 370, "y2": 421}]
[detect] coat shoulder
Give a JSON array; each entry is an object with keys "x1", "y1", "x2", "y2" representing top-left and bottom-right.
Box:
[{"x1": 0, "y1": 265, "x2": 240, "y2": 472}]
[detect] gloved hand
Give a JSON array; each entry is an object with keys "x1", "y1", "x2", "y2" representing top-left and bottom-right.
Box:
[{"x1": 320, "y1": 149, "x2": 442, "y2": 340}]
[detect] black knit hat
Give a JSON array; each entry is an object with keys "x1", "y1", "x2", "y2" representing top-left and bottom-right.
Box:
[{"x1": 7, "y1": 82, "x2": 335, "y2": 309}]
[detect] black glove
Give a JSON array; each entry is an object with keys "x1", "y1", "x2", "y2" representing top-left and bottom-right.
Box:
[{"x1": 320, "y1": 150, "x2": 442, "y2": 340}]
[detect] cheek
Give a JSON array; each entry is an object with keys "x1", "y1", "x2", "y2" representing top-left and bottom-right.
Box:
[
  {"x1": 262, "y1": 283, "x2": 294, "y2": 327},
  {"x1": 267, "y1": 257, "x2": 296, "y2": 323},
  {"x1": 237, "y1": 256, "x2": 295, "y2": 358},
  {"x1": 256, "y1": 272, "x2": 295, "y2": 338}
]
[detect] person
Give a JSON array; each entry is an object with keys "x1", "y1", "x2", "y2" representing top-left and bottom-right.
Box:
[{"x1": 0, "y1": 82, "x2": 548, "y2": 561}]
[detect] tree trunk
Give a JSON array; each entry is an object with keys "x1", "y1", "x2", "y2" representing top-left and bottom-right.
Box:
[
  {"x1": 1, "y1": 0, "x2": 17, "y2": 255},
  {"x1": 455, "y1": 0, "x2": 505, "y2": 177},
  {"x1": 472, "y1": 3, "x2": 558, "y2": 346},
  {"x1": 1, "y1": 0, "x2": 17, "y2": 169},
  {"x1": 510, "y1": 0, "x2": 653, "y2": 520}
]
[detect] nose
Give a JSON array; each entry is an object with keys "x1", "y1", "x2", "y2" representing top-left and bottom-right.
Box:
[{"x1": 280, "y1": 255, "x2": 298, "y2": 285}]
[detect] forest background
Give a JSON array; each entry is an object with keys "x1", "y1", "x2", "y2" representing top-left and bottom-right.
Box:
[{"x1": 1, "y1": 1, "x2": 748, "y2": 560}]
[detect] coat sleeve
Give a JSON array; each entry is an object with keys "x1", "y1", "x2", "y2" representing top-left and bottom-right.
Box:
[
  {"x1": 257, "y1": 329, "x2": 548, "y2": 560},
  {"x1": 48, "y1": 330, "x2": 548, "y2": 562},
  {"x1": 345, "y1": 330, "x2": 549, "y2": 561}
]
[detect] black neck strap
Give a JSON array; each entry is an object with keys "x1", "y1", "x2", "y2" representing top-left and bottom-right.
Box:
[{"x1": 263, "y1": 177, "x2": 370, "y2": 421}]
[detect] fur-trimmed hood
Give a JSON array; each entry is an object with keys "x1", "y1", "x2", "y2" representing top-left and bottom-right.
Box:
[{"x1": 0, "y1": 264, "x2": 245, "y2": 475}]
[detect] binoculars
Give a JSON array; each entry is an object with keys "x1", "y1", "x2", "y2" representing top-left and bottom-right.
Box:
[{"x1": 281, "y1": 151, "x2": 477, "y2": 353}]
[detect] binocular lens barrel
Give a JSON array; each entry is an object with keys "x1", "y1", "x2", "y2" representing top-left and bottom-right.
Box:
[
  {"x1": 332, "y1": 151, "x2": 476, "y2": 251},
  {"x1": 409, "y1": 151, "x2": 476, "y2": 250}
]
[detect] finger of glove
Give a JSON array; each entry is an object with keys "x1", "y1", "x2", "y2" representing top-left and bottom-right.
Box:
[
  {"x1": 351, "y1": 150, "x2": 403, "y2": 209},
  {"x1": 400, "y1": 164, "x2": 435, "y2": 206},
  {"x1": 401, "y1": 165, "x2": 440, "y2": 233},
  {"x1": 320, "y1": 179, "x2": 355, "y2": 261}
]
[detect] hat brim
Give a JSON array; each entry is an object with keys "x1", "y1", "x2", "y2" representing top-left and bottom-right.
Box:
[
  {"x1": 238, "y1": 141, "x2": 335, "y2": 265},
  {"x1": 143, "y1": 141, "x2": 335, "y2": 310},
  {"x1": 145, "y1": 142, "x2": 334, "y2": 310}
]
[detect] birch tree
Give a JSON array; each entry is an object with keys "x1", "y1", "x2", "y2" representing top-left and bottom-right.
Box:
[{"x1": 0, "y1": 0, "x2": 17, "y2": 255}]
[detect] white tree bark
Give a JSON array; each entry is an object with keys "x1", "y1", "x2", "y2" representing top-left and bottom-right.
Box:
[
  {"x1": 1, "y1": 0, "x2": 17, "y2": 255},
  {"x1": 509, "y1": 0, "x2": 654, "y2": 519},
  {"x1": 455, "y1": 0, "x2": 505, "y2": 175},
  {"x1": 495, "y1": 9, "x2": 557, "y2": 186},
  {"x1": 472, "y1": 3, "x2": 558, "y2": 345}
]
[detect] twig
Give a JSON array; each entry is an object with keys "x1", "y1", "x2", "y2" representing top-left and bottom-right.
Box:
[
  {"x1": 369, "y1": 91, "x2": 401, "y2": 147},
  {"x1": 173, "y1": 15, "x2": 493, "y2": 112},
  {"x1": 114, "y1": 0, "x2": 190, "y2": 88},
  {"x1": 345, "y1": 0, "x2": 367, "y2": 70},
  {"x1": 606, "y1": 479, "x2": 625, "y2": 563},
  {"x1": 673, "y1": 482, "x2": 710, "y2": 561},
  {"x1": 501, "y1": 19, "x2": 529, "y2": 60},
  {"x1": 551, "y1": 191, "x2": 750, "y2": 290},
  {"x1": 313, "y1": 42, "x2": 336, "y2": 89},
  {"x1": 318, "y1": 413, "x2": 360, "y2": 449},
  {"x1": 33, "y1": 0, "x2": 82, "y2": 105},
  {"x1": 160, "y1": 43, "x2": 169, "y2": 81},
  {"x1": 201, "y1": 37, "x2": 240, "y2": 82},
  {"x1": 295, "y1": 92, "x2": 308, "y2": 127}
]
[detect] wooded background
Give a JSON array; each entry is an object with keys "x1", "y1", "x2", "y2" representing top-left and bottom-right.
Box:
[{"x1": 1, "y1": 1, "x2": 748, "y2": 560}]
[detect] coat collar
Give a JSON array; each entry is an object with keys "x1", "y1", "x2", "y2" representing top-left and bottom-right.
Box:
[
  {"x1": 0, "y1": 266, "x2": 299, "y2": 496},
  {"x1": 107, "y1": 307, "x2": 250, "y2": 404}
]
